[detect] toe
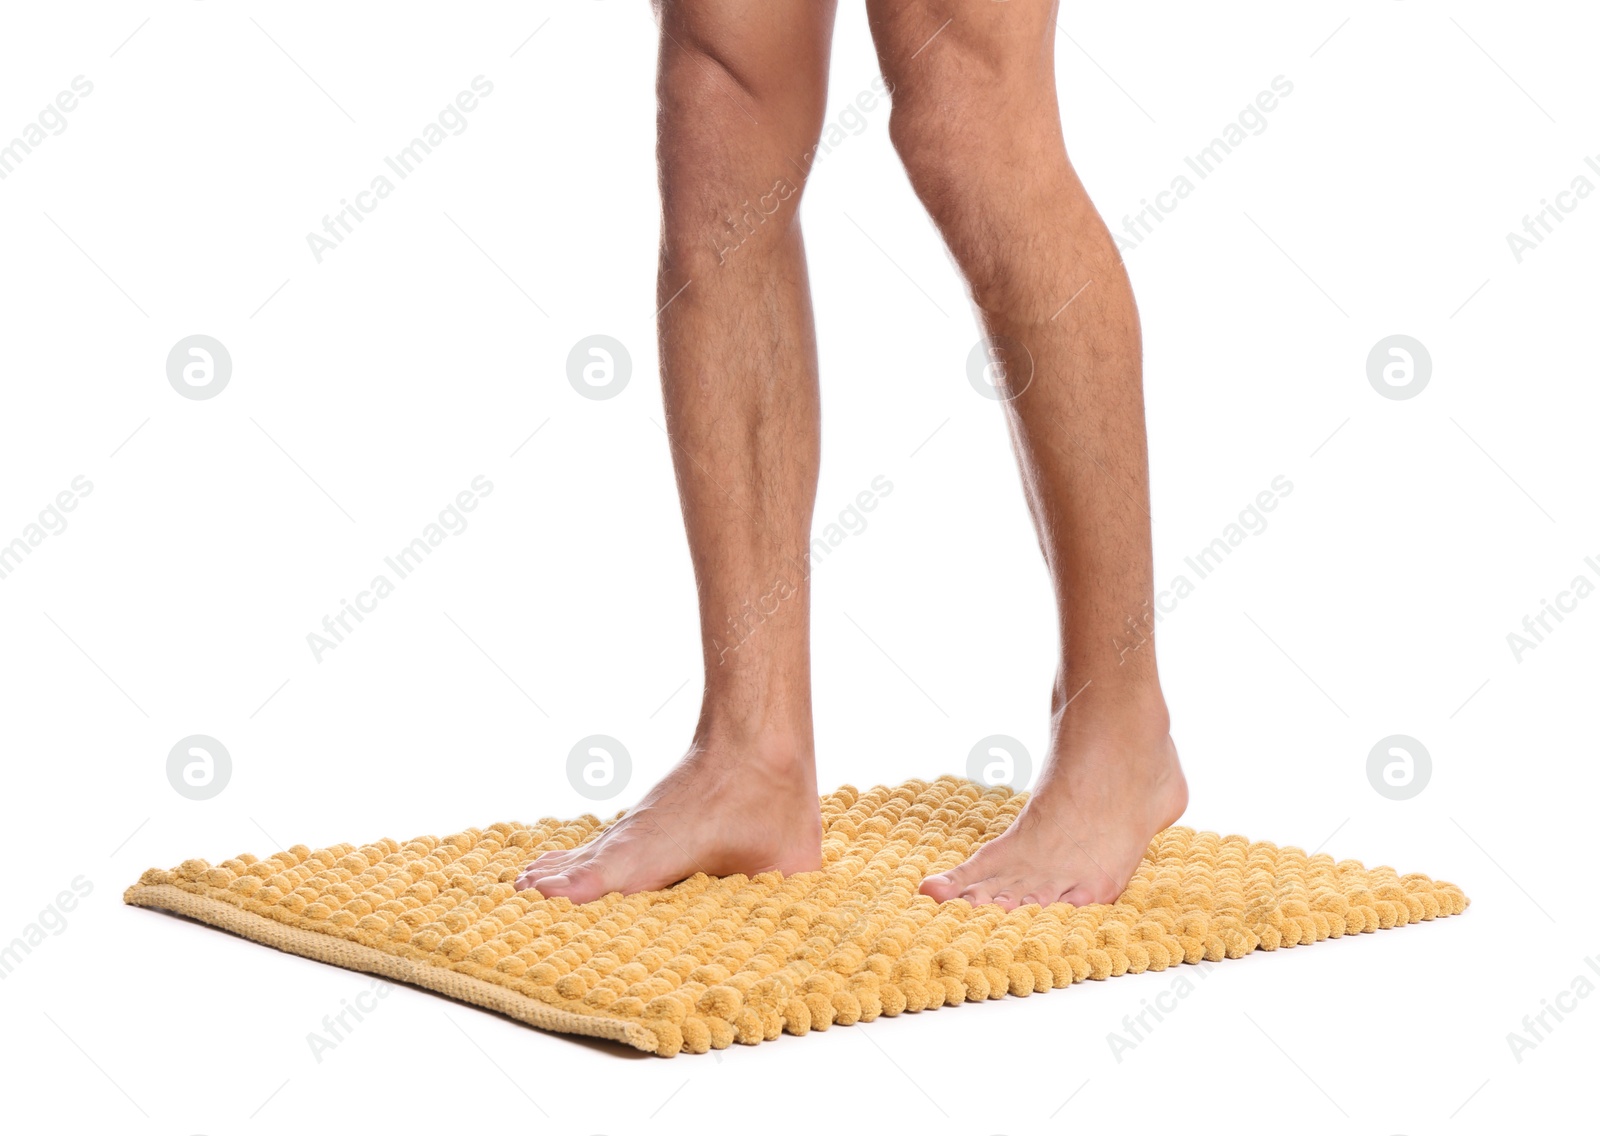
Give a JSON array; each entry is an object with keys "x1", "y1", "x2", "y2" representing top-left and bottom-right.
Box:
[
  {"x1": 529, "y1": 846, "x2": 583, "y2": 869},
  {"x1": 1056, "y1": 886, "x2": 1087, "y2": 907},
  {"x1": 516, "y1": 843, "x2": 598, "y2": 885},
  {"x1": 516, "y1": 852, "x2": 565, "y2": 879},
  {"x1": 960, "y1": 881, "x2": 997, "y2": 907},
  {"x1": 533, "y1": 864, "x2": 612, "y2": 904},
  {"x1": 514, "y1": 869, "x2": 558, "y2": 892},
  {"x1": 1058, "y1": 883, "x2": 1104, "y2": 907},
  {"x1": 515, "y1": 857, "x2": 575, "y2": 891},
  {"x1": 990, "y1": 892, "x2": 1020, "y2": 912},
  {"x1": 919, "y1": 870, "x2": 967, "y2": 902}
]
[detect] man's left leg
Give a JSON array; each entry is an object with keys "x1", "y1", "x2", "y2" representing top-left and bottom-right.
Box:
[{"x1": 866, "y1": 0, "x2": 1187, "y2": 909}]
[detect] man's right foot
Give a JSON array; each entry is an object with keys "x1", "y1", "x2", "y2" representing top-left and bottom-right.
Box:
[{"x1": 514, "y1": 734, "x2": 822, "y2": 903}]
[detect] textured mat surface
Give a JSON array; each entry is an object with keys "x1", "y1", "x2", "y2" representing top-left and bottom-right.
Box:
[{"x1": 125, "y1": 776, "x2": 1468, "y2": 1056}]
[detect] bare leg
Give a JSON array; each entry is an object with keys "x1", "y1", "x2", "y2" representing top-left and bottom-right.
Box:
[
  {"x1": 517, "y1": 0, "x2": 837, "y2": 903},
  {"x1": 866, "y1": 0, "x2": 1188, "y2": 908}
]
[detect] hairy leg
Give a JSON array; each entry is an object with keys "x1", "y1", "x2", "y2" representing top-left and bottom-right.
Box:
[
  {"x1": 517, "y1": 0, "x2": 838, "y2": 903},
  {"x1": 866, "y1": 0, "x2": 1186, "y2": 908}
]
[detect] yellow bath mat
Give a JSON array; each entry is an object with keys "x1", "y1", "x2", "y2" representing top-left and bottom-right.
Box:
[{"x1": 124, "y1": 776, "x2": 1467, "y2": 1056}]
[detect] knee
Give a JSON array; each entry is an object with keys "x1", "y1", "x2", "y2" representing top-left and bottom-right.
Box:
[
  {"x1": 886, "y1": 97, "x2": 1014, "y2": 300},
  {"x1": 658, "y1": 50, "x2": 823, "y2": 270},
  {"x1": 886, "y1": 97, "x2": 971, "y2": 218},
  {"x1": 886, "y1": 76, "x2": 1081, "y2": 316},
  {"x1": 880, "y1": 7, "x2": 1058, "y2": 199}
]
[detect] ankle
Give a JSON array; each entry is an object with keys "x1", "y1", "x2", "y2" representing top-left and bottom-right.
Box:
[
  {"x1": 1051, "y1": 669, "x2": 1170, "y2": 736},
  {"x1": 694, "y1": 705, "x2": 814, "y2": 773}
]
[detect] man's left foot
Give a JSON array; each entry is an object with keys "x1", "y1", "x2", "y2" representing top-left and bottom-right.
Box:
[{"x1": 922, "y1": 691, "x2": 1186, "y2": 909}]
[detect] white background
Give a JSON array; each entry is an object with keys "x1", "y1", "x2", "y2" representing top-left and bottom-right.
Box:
[{"x1": 1, "y1": 2, "x2": 1596, "y2": 1132}]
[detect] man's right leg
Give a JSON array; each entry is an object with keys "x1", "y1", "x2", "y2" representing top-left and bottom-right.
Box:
[{"x1": 517, "y1": 0, "x2": 837, "y2": 903}]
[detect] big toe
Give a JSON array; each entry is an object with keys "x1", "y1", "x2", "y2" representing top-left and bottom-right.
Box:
[
  {"x1": 514, "y1": 854, "x2": 578, "y2": 891},
  {"x1": 920, "y1": 870, "x2": 969, "y2": 902},
  {"x1": 1058, "y1": 880, "x2": 1117, "y2": 907},
  {"x1": 532, "y1": 864, "x2": 613, "y2": 904},
  {"x1": 514, "y1": 870, "x2": 556, "y2": 893}
]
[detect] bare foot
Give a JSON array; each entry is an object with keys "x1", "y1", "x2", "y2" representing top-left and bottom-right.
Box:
[
  {"x1": 515, "y1": 735, "x2": 822, "y2": 903},
  {"x1": 922, "y1": 690, "x2": 1187, "y2": 909}
]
